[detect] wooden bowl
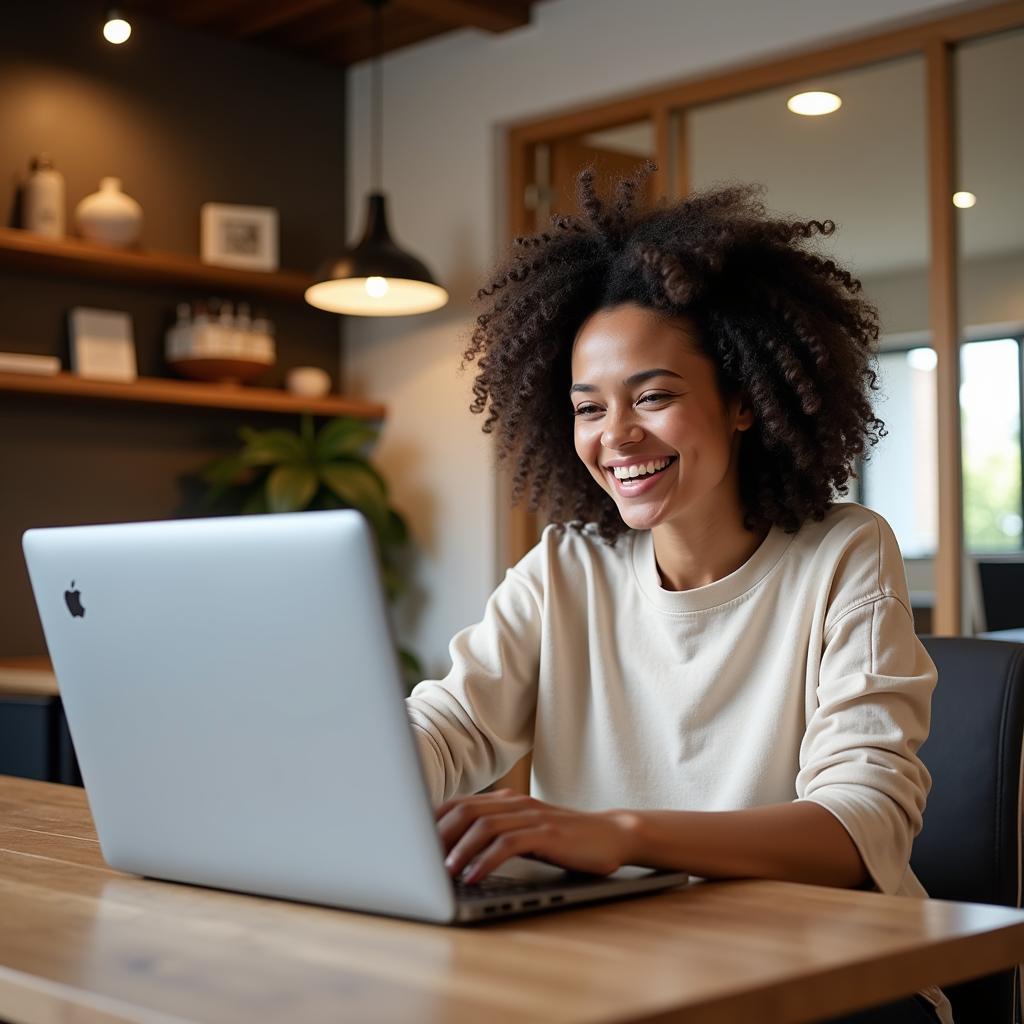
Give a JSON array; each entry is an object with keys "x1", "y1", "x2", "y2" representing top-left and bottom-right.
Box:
[{"x1": 168, "y1": 356, "x2": 272, "y2": 385}]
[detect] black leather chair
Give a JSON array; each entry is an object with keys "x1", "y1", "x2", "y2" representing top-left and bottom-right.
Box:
[{"x1": 911, "y1": 636, "x2": 1024, "y2": 1024}]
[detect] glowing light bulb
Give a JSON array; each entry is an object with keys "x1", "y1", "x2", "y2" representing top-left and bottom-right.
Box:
[
  {"x1": 786, "y1": 91, "x2": 842, "y2": 116},
  {"x1": 365, "y1": 276, "x2": 389, "y2": 298},
  {"x1": 103, "y1": 10, "x2": 131, "y2": 44},
  {"x1": 952, "y1": 191, "x2": 977, "y2": 209}
]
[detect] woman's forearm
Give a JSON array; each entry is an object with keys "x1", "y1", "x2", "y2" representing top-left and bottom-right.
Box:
[{"x1": 608, "y1": 800, "x2": 870, "y2": 889}]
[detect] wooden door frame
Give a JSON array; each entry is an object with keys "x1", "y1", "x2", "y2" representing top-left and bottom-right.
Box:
[{"x1": 502, "y1": 0, "x2": 1024, "y2": 636}]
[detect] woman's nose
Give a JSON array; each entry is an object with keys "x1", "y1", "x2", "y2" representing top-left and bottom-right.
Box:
[{"x1": 601, "y1": 409, "x2": 644, "y2": 449}]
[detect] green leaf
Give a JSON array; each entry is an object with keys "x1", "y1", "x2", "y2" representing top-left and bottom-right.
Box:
[
  {"x1": 380, "y1": 562, "x2": 406, "y2": 602},
  {"x1": 266, "y1": 464, "x2": 319, "y2": 513},
  {"x1": 200, "y1": 453, "x2": 246, "y2": 484},
  {"x1": 381, "y1": 507, "x2": 410, "y2": 547},
  {"x1": 239, "y1": 428, "x2": 307, "y2": 466},
  {"x1": 300, "y1": 413, "x2": 315, "y2": 449},
  {"x1": 319, "y1": 462, "x2": 389, "y2": 535},
  {"x1": 314, "y1": 417, "x2": 379, "y2": 462}
]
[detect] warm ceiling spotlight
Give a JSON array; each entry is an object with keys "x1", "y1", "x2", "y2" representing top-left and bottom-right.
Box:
[
  {"x1": 952, "y1": 191, "x2": 977, "y2": 209},
  {"x1": 103, "y1": 8, "x2": 132, "y2": 45},
  {"x1": 786, "y1": 91, "x2": 842, "y2": 116}
]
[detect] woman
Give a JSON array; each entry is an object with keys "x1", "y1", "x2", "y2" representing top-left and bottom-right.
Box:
[{"x1": 405, "y1": 162, "x2": 951, "y2": 1024}]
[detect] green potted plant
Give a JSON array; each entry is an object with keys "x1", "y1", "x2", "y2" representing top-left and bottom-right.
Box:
[{"x1": 197, "y1": 414, "x2": 423, "y2": 688}]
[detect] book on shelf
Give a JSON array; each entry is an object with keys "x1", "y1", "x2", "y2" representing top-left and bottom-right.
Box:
[{"x1": 0, "y1": 352, "x2": 61, "y2": 376}]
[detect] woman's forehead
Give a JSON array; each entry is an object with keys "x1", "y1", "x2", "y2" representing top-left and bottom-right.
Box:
[{"x1": 571, "y1": 304, "x2": 704, "y2": 374}]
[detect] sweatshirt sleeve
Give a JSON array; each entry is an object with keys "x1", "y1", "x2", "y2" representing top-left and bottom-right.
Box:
[
  {"x1": 405, "y1": 566, "x2": 543, "y2": 804},
  {"x1": 795, "y1": 591, "x2": 936, "y2": 894}
]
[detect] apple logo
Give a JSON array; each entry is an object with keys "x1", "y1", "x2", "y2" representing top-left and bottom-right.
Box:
[{"x1": 64, "y1": 581, "x2": 85, "y2": 618}]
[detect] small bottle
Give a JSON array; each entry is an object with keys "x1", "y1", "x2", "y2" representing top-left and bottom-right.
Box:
[
  {"x1": 235, "y1": 301, "x2": 253, "y2": 358},
  {"x1": 24, "y1": 155, "x2": 66, "y2": 238},
  {"x1": 218, "y1": 300, "x2": 239, "y2": 356},
  {"x1": 252, "y1": 309, "x2": 276, "y2": 363},
  {"x1": 166, "y1": 302, "x2": 191, "y2": 361},
  {"x1": 191, "y1": 299, "x2": 211, "y2": 356}
]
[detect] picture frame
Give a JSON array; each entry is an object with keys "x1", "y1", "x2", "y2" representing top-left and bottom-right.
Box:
[
  {"x1": 200, "y1": 202, "x2": 279, "y2": 272},
  {"x1": 68, "y1": 307, "x2": 137, "y2": 382}
]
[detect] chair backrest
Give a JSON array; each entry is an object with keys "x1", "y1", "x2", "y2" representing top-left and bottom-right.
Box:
[
  {"x1": 977, "y1": 559, "x2": 1024, "y2": 632},
  {"x1": 912, "y1": 636, "x2": 1024, "y2": 1024}
]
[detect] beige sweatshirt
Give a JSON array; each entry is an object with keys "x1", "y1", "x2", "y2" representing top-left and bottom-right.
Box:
[{"x1": 406, "y1": 502, "x2": 953, "y2": 1023}]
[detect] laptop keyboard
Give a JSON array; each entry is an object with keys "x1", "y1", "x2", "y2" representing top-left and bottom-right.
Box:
[
  {"x1": 453, "y1": 873, "x2": 557, "y2": 899},
  {"x1": 452, "y1": 869, "x2": 613, "y2": 901}
]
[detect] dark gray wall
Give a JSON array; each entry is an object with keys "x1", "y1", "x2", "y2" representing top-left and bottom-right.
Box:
[{"x1": 0, "y1": 1, "x2": 348, "y2": 655}]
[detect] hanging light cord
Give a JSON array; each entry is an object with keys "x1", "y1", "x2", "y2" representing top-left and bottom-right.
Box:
[{"x1": 370, "y1": 0, "x2": 383, "y2": 193}]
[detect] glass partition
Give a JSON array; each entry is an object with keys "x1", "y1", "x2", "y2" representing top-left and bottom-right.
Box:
[
  {"x1": 955, "y1": 28, "x2": 1024, "y2": 560},
  {"x1": 680, "y1": 57, "x2": 934, "y2": 560}
]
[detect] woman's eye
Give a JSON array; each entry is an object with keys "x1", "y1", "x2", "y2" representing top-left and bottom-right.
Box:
[
  {"x1": 638, "y1": 393, "x2": 671, "y2": 405},
  {"x1": 573, "y1": 404, "x2": 600, "y2": 417}
]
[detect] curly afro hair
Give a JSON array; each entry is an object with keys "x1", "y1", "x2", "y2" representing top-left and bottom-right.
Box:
[{"x1": 461, "y1": 160, "x2": 885, "y2": 543}]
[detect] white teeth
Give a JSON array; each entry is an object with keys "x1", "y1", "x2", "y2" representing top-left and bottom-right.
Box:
[{"x1": 612, "y1": 457, "x2": 672, "y2": 480}]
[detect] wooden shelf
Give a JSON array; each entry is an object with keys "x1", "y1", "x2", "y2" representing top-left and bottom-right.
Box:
[
  {"x1": 0, "y1": 371, "x2": 385, "y2": 419},
  {"x1": 0, "y1": 656, "x2": 57, "y2": 698},
  {"x1": 0, "y1": 226, "x2": 317, "y2": 303}
]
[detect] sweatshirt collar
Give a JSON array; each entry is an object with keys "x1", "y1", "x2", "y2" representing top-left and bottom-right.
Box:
[{"x1": 630, "y1": 524, "x2": 793, "y2": 613}]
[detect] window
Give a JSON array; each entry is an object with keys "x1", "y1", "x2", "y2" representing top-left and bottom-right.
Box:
[
  {"x1": 861, "y1": 337, "x2": 1024, "y2": 556},
  {"x1": 961, "y1": 338, "x2": 1023, "y2": 552}
]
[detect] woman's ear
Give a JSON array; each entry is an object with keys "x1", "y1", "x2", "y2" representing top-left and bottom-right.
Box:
[{"x1": 731, "y1": 395, "x2": 755, "y2": 432}]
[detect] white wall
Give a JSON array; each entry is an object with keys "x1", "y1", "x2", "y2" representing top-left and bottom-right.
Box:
[
  {"x1": 343, "y1": 0, "x2": 964, "y2": 676},
  {"x1": 866, "y1": 251, "x2": 1024, "y2": 344}
]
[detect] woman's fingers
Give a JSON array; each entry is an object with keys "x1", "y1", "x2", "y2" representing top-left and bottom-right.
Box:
[
  {"x1": 443, "y1": 810, "x2": 544, "y2": 877},
  {"x1": 460, "y1": 827, "x2": 558, "y2": 883},
  {"x1": 436, "y1": 793, "x2": 535, "y2": 853}
]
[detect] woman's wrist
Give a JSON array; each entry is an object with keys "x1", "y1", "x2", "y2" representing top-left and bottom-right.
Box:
[{"x1": 603, "y1": 808, "x2": 647, "y2": 866}]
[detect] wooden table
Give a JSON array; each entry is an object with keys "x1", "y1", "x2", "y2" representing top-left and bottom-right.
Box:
[{"x1": 3, "y1": 776, "x2": 1024, "y2": 1024}]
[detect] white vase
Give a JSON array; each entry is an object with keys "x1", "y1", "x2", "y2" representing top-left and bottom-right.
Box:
[{"x1": 75, "y1": 177, "x2": 142, "y2": 247}]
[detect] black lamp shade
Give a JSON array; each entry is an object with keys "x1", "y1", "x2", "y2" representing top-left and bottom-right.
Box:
[{"x1": 305, "y1": 193, "x2": 449, "y2": 316}]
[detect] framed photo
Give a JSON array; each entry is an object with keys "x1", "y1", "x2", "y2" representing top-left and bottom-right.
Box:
[
  {"x1": 68, "y1": 307, "x2": 137, "y2": 382},
  {"x1": 200, "y1": 203, "x2": 279, "y2": 271}
]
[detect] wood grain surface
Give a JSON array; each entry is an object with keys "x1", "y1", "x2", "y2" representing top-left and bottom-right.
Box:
[
  {"x1": 2, "y1": 774, "x2": 1024, "y2": 1024},
  {"x1": 0, "y1": 657, "x2": 57, "y2": 698}
]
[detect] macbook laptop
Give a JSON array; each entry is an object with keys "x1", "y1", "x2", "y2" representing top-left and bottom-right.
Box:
[{"x1": 22, "y1": 510, "x2": 688, "y2": 923}]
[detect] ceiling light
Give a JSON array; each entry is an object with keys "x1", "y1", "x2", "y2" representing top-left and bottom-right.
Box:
[
  {"x1": 306, "y1": 0, "x2": 448, "y2": 317},
  {"x1": 952, "y1": 191, "x2": 977, "y2": 209},
  {"x1": 786, "y1": 91, "x2": 842, "y2": 116},
  {"x1": 103, "y1": 8, "x2": 132, "y2": 45}
]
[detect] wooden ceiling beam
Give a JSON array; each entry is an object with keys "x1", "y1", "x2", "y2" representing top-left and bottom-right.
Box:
[
  {"x1": 166, "y1": 0, "x2": 254, "y2": 27},
  {"x1": 324, "y1": 10, "x2": 445, "y2": 64},
  {"x1": 230, "y1": 0, "x2": 341, "y2": 37},
  {"x1": 279, "y1": 2, "x2": 373, "y2": 48},
  {"x1": 391, "y1": 0, "x2": 530, "y2": 33}
]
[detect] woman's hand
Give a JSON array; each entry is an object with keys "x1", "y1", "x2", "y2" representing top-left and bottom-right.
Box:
[{"x1": 435, "y1": 789, "x2": 637, "y2": 884}]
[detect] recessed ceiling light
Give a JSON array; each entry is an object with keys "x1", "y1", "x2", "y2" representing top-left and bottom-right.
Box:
[
  {"x1": 786, "y1": 91, "x2": 842, "y2": 116},
  {"x1": 103, "y1": 9, "x2": 132, "y2": 45},
  {"x1": 952, "y1": 191, "x2": 977, "y2": 209}
]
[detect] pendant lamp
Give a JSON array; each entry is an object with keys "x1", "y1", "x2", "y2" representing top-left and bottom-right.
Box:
[{"x1": 305, "y1": 0, "x2": 448, "y2": 316}]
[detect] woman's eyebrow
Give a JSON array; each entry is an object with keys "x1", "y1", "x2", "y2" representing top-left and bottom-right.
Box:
[{"x1": 569, "y1": 368, "x2": 684, "y2": 394}]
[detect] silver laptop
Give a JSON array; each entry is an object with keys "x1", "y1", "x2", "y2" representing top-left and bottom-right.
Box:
[{"x1": 22, "y1": 510, "x2": 688, "y2": 923}]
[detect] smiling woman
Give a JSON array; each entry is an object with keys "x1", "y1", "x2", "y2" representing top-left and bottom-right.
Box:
[
  {"x1": 569, "y1": 306, "x2": 759, "y2": 588},
  {"x1": 406, "y1": 163, "x2": 949, "y2": 1024}
]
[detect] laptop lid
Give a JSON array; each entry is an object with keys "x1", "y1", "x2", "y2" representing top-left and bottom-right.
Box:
[{"x1": 23, "y1": 510, "x2": 459, "y2": 923}]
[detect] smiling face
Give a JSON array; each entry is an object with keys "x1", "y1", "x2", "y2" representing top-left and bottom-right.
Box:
[{"x1": 570, "y1": 303, "x2": 752, "y2": 534}]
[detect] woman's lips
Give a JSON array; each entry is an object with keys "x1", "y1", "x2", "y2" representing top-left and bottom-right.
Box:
[{"x1": 606, "y1": 457, "x2": 677, "y2": 497}]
